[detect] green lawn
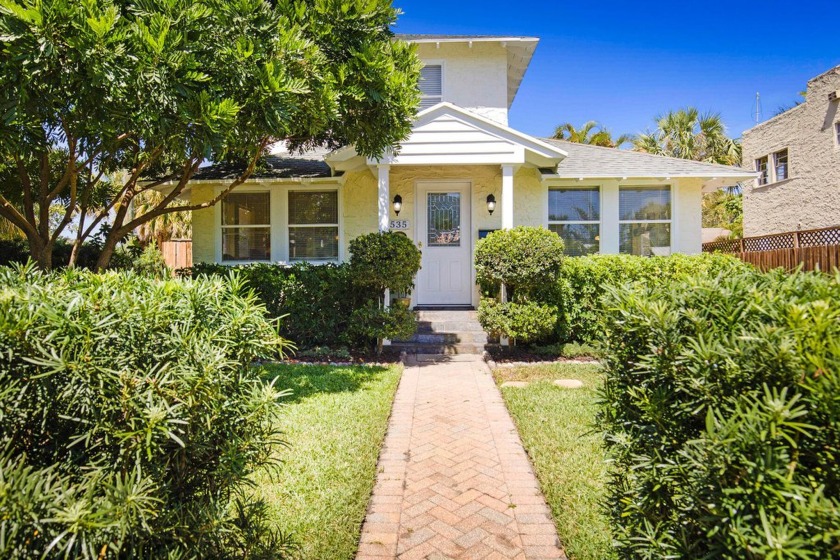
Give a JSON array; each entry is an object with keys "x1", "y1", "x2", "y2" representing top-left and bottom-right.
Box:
[
  {"x1": 255, "y1": 363, "x2": 401, "y2": 560},
  {"x1": 496, "y1": 363, "x2": 615, "y2": 560}
]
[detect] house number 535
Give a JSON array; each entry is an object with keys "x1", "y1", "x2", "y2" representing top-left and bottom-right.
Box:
[{"x1": 390, "y1": 220, "x2": 409, "y2": 230}]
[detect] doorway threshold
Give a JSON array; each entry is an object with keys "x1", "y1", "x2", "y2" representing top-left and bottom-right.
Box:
[{"x1": 412, "y1": 305, "x2": 475, "y2": 311}]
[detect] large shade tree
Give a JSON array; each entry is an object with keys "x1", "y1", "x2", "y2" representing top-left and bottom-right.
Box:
[
  {"x1": 552, "y1": 120, "x2": 632, "y2": 148},
  {"x1": 0, "y1": 0, "x2": 421, "y2": 269},
  {"x1": 633, "y1": 107, "x2": 741, "y2": 165}
]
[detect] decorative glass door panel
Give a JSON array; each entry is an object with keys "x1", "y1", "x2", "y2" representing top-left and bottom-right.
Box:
[{"x1": 427, "y1": 193, "x2": 461, "y2": 247}]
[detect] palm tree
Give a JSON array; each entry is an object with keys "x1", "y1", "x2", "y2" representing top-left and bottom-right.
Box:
[
  {"x1": 633, "y1": 108, "x2": 741, "y2": 165},
  {"x1": 131, "y1": 190, "x2": 192, "y2": 246},
  {"x1": 552, "y1": 121, "x2": 633, "y2": 148}
]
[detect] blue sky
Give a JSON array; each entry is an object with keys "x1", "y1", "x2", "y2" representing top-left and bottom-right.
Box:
[{"x1": 392, "y1": 0, "x2": 840, "y2": 142}]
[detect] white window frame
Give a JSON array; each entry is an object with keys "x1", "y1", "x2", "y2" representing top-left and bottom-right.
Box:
[
  {"x1": 219, "y1": 190, "x2": 272, "y2": 263},
  {"x1": 618, "y1": 184, "x2": 673, "y2": 257},
  {"x1": 214, "y1": 184, "x2": 343, "y2": 264},
  {"x1": 756, "y1": 156, "x2": 769, "y2": 186},
  {"x1": 418, "y1": 62, "x2": 444, "y2": 110},
  {"x1": 286, "y1": 189, "x2": 340, "y2": 263},
  {"x1": 772, "y1": 148, "x2": 789, "y2": 182},
  {"x1": 547, "y1": 186, "x2": 602, "y2": 256}
]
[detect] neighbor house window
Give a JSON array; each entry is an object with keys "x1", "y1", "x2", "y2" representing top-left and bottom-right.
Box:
[
  {"x1": 619, "y1": 186, "x2": 671, "y2": 257},
  {"x1": 418, "y1": 65, "x2": 442, "y2": 109},
  {"x1": 548, "y1": 187, "x2": 600, "y2": 256},
  {"x1": 835, "y1": 122, "x2": 840, "y2": 145},
  {"x1": 221, "y1": 192, "x2": 270, "y2": 261},
  {"x1": 288, "y1": 190, "x2": 339, "y2": 261},
  {"x1": 773, "y1": 149, "x2": 789, "y2": 181},
  {"x1": 756, "y1": 156, "x2": 769, "y2": 185}
]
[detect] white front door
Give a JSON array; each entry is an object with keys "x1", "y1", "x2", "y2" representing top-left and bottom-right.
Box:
[{"x1": 416, "y1": 182, "x2": 472, "y2": 306}]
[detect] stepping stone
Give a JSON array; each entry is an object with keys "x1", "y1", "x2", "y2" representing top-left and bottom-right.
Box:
[
  {"x1": 554, "y1": 379, "x2": 584, "y2": 389},
  {"x1": 500, "y1": 381, "x2": 529, "y2": 388}
]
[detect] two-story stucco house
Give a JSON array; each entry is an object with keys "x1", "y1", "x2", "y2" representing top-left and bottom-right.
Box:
[
  {"x1": 741, "y1": 65, "x2": 840, "y2": 237},
  {"x1": 184, "y1": 35, "x2": 754, "y2": 308}
]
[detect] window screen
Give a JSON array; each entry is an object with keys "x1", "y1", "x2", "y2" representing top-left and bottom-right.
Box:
[
  {"x1": 221, "y1": 192, "x2": 270, "y2": 261},
  {"x1": 548, "y1": 188, "x2": 600, "y2": 256},
  {"x1": 288, "y1": 191, "x2": 339, "y2": 261}
]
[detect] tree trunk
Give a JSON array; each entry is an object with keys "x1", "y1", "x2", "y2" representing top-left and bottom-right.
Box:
[
  {"x1": 27, "y1": 236, "x2": 52, "y2": 270},
  {"x1": 95, "y1": 235, "x2": 120, "y2": 272}
]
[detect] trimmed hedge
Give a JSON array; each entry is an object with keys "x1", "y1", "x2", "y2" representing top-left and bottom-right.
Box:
[
  {"x1": 555, "y1": 253, "x2": 751, "y2": 343},
  {"x1": 0, "y1": 264, "x2": 292, "y2": 558},
  {"x1": 597, "y1": 267, "x2": 840, "y2": 558},
  {"x1": 475, "y1": 227, "x2": 564, "y2": 343},
  {"x1": 188, "y1": 232, "x2": 421, "y2": 351},
  {"x1": 0, "y1": 237, "x2": 137, "y2": 269}
]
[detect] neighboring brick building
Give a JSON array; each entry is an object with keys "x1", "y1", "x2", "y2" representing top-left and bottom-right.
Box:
[{"x1": 741, "y1": 65, "x2": 840, "y2": 237}]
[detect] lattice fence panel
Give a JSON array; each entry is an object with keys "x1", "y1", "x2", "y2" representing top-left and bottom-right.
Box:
[
  {"x1": 703, "y1": 239, "x2": 740, "y2": 253},
  {"x1": 744, "y1": 233, "x2": 795, "y2": 252},
  {"x1": 799, "y1": 226, "x2": 840, "y2": 247}
]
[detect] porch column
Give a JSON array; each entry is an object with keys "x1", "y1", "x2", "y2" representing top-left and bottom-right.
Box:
[
  {"x1": 501, "y1": 164, "x2": 514, "y2": 229},
  {"x1": 378, "y1": 164, "x2": 390, "y2": 232}
]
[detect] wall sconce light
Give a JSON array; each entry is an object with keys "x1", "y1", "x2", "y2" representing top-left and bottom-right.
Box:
[
  {"x1": 393, "y1": 194, "x2": 403, "y2": 216},
  {"x1": 486, "y1": 194, "x2": 496, "y2": 215}
]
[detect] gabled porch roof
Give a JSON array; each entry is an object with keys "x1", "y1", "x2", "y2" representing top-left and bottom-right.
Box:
[{"x1": 326, "y1": 103, "x2": 567, "y2": 173}]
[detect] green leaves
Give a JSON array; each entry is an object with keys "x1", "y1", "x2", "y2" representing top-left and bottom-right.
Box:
[
  {"x1": 596, "y1": 264, "x2": 840, "y2": 559},
  {"x1": 0, "y1": 263, "x2": 293, "y2": 558}
]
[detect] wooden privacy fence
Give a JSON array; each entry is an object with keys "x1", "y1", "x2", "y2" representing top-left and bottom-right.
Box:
[
  {"x1": 703, "y1": 226, "x2": 840, "y2": 272},
  {"x1": 161, "y1": 239, "x2": 192, "y2": 271}
]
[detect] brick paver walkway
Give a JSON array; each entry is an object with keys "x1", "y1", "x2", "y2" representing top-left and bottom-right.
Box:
[{"x1": 356, "y1": 355, "x2": 566, "y2": 560}]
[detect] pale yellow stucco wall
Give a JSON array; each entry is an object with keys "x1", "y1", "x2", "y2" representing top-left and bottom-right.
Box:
[
  {"x1": 191, "y1": 185, "x2": 216, "y2": 264},
  {"x1": 415, "y1": 42, "x2": 509, "y2": 125},
  {"x1": 190, "y1": 166, "x2": 703, "y2": 265}
]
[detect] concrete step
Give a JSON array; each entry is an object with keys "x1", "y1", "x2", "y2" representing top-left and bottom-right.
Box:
[
  {"x1": 396, "y1": 331, "x2": 488, "y2": 344},
  {"x1": 389, "y1": 341, "x2": 489, "y2": 355},
  {"x1": 416, "y1": 320, "x2": 486, "y2": 334},
  {"x1": 415, "y1": 310, "x2": 478, "y2": 322}
]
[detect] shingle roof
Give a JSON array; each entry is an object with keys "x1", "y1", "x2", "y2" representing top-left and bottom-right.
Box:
[
  {"x1": 541, "y1": 138, "x2": 755, "y2": 179},
  {"x1": 190, "y1": 146, "x2": 333, "y2": 180},
  {"x1": 396, "y1": 34, "x2": 538, "y2": 41}
]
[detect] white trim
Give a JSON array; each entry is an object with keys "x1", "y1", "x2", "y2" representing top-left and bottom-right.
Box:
[
  {"x1": 501, "y1": 165, "x2": 514, "y2": 229},
  {"x1": 378, "y1": 165, "x2": 390, "y2": 232}
]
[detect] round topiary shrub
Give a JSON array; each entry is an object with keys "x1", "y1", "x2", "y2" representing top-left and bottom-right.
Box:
[
  {"x1": 474, "y1": 226, "x2": 564, "y2": 300},
  {"x1": 349, "y1": 231, "x2": 422, "y2": 296}
]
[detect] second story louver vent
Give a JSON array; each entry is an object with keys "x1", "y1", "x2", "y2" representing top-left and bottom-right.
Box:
[{"x1": 419, "y1": 65, "x2": 442, "y2": 109}]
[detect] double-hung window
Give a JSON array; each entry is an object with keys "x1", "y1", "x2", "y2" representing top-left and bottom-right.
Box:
[
  {"x1": 619, "y1": 186, "x2": 671, "y2": 256},
  {"x1": 288, "y1": 191, "x2": 339, "y2": 261},
  {"x1": 418, "y1": 65, "x2": 442, "y2": 110},
  {"x1": 756, "y1": 156, "x2": 769, "y2": 185},
  {"x1": 773, "y1": 149, "x2": 789, "y2": 181},
  {"x1": 548, "y1": 187, "x2": 600, "y2": 256},
  {"x1": 221, "y1": 192, "x2": 271, "y2": 261}
]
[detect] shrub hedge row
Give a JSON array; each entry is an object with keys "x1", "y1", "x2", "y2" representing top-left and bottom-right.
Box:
[
  {"x1": 0, "y1": 264, "x2": 293, "y2": 559},
  {"x1": 187, "y1": 232, "x2": 421, "y2": 352},
  {"x1": 555, "y1": 253, "x2": 751, "y2": 343},
  {"x1": 597, "y1": 266, "x2": 840, "y2": 558}
]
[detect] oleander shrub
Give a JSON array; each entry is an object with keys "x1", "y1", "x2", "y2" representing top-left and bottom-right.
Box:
[
  {"x1": 475, "y1": 227, "x2": 564, "y2": 342},
  {"x1": 556, "y1": 253, "x2": 750, "y2": 343},
  {"x1": 597, "y1": 267, "x2": 840, "y2": 559},
  {"x1": 0, "y1": 264, "x2": 293, "y2": 559}
]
